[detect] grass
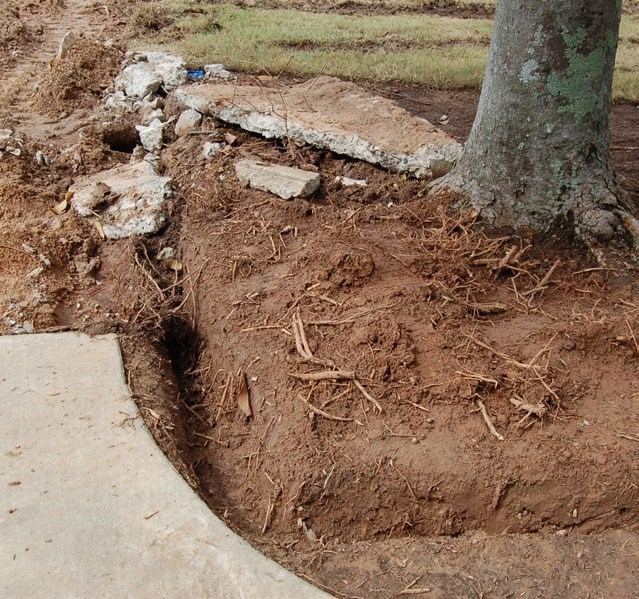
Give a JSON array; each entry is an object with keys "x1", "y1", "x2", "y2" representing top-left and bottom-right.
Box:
[{"x1": 132, "y1": 1, "x2": 639, "y2": 101}]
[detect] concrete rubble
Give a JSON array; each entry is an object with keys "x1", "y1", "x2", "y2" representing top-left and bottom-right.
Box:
[
  {"x1": 203, "y1": 141, "x2": 224, "y2": 160},
  {"x1": 136, "y1": 118, "x2": 164, "y2": 152},
  {"x1": 205, "y1": 63, "x2": 233, "y2": 80},
  {"x1": 69, "y1": 161, "x2": 173, "y2": 239},
  {"x1": 175, "y1": 109, "x2": 202, "y2": 137},
  {"x1": 176, "y1": 76, "x2": 463, "y2": 179},
  {"x1": 336, "y1": 175, "x2": 367, "y2": 187},
  {"x1": 236, "y1": 159, "x2": 321, "y2": 199},
  {"x1": 116, "y1": 63, "x2": 162, "y2": 100}
]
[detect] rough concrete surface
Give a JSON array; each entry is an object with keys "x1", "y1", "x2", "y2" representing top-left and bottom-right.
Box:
[
  {"x1": 176, "y1": 76, "x2": 463, "y2": 179},
  {"x1": 0, "y1": 332, "x2": 329, "y2": 599},
  {"x1": 236, "y1": 159, "x2": 321, "y2": 199},
  {"x1": 70, "y1": 161, "x2": 173, "y2": 239}
]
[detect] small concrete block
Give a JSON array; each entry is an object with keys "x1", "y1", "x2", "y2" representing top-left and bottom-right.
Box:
[
  {"x1": 175, "y1": 109, "x2": 202, "y2": 137},
  {"x1": 235, "y1": 160, "x2": 320, "y2": 200}
]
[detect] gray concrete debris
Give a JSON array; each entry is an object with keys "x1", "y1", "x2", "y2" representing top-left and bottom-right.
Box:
[
  {"x1": 175, "y1": 76, "x2": 463, "y2": 179},
  {"x1": 175, "y1": 109, "x2": 202, "y2": 137},
  {"x1": 0, "y1": 332, "x2": 330, "y2": 598},
  {"x1": 235, "y1": 159, "x2": 321, "y2": 200},
  {"x1": 56, "y1": 31, "x2": 77, "y2": 60},
  {"x1": 202, "y1": 141, "x2": 224, "y2": 160},
  {"x1": 336, "y1": 175, "x2": 367, "y2": 187},
  {"x1": 135, "y1": 51, "x2": 188, "y2": 91},
  {"x1": 116, "y1": 63, "x2": 163, "y2": 99},
  {"x1": 69, "y1": 161, "x2": 172, "y2": 239},
  {"x1": 205, "y1": 63, "x2": 233, "y2": 80},
  {"x1": 136, "y1": 118, "x2": 164, "y2": 152}
]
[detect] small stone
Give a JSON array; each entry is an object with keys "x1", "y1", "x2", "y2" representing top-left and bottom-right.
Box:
[
  {"x1": 22, "y1": 321, "x2": 34, "y2": 334},
  {"x1": 235, "y1": 159, "x2": 321, "y2": 200},
  {"x1": 56, "y1": 31, "x2": 77, "y2": 60},
  {"x1": 335, "y1": 175, "x2": 367, "y2": 187},
  {"x1": 175, "y1": 109, "x2": 202, "y2": 137},
  {"x1": 202, "y1": 142, "x2": 224, "y2": 160},
  {"x1": 156, "y1": 247, "x2": 175, "y2": 262}
]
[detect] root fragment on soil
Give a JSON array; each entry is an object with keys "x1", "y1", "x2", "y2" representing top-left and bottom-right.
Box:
[
  {"x1": 475, "y1": 398, "x2": 504, "y2": 441},
  {"x1": 398, "y1": 576, "x2": 431, "y2": 595},
  {"x1": 291, "y1": 370, "x2": 355, "y2": 382},
  {"x1": 524, "y1": 258, "x2": 561, "y2": 298},
  {"x1": 292, "y1": 309, "x2": 335, "y2": 368}
]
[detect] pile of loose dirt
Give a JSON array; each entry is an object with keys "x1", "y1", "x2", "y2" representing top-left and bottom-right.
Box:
[{"x1": 33, "y1": 37, "x2": 123, "y2": 116}]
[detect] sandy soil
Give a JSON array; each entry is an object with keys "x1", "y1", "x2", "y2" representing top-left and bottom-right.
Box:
[{"x1": 0, "y1": 2, "x2": 638, "y2": 598}]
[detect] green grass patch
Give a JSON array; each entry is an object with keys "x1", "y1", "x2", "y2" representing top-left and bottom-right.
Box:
[{"x1": 133, "y1": 2, "x2": 639, "y2": 101}]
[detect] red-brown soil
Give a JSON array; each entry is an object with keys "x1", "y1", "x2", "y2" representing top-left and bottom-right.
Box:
[{"x1": 0, "y1": 2, "x2": 638, "y2": 598}]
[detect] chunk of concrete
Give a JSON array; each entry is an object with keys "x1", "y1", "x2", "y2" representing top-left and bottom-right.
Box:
[
  {"x1": 69, "y1": 161, "x2": 172, "y2": 239},
  {"x1": 0, "y1": 332, "x2": 329, "y2": 598},
  {"x1": 336, "y1": 175, "x2": 367, "y2": 187},
  {"x1": 56, "y1": 31, "x2": 77, "y2": 60},
  {"x1": 136, "y1": 51, "x2": 188, "y2": 91},
  {"x1": 175, "y1": 109, "x2": 202, "y2": 137},
  {"x1": 117, "y1": 63, "x2": 162, "y2": 99},
  {"x1": 205, "y1": 63, "x2": 233, "y2": 80},
  {"x1": 176, "y1": 76, "x2": 463, "y2": 179},
  {"x1": 203, "y1": 141, "x2": 224, "y2": 160},
  {"x1": 236, "y1": 160, "x2": 321, "y2": 199},
  {"x1": 136, "y1": 118, "x2": 164, "y2": 152}
]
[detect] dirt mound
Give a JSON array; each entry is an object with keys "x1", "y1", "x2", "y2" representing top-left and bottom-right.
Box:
[
  {"x1": 0, "y1": 4, "x2": 32, "y2": 49},
  {"x1": 33, "y1": 37, "x2": 123, "y2": 116}
]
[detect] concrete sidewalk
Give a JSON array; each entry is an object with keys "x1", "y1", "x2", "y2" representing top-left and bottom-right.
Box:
[{"x1": 0, "y1": 332, "x2": 329, "y2": 598}]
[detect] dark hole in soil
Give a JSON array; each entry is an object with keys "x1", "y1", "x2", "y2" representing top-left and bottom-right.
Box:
[
  {"x1": 162, "y1": 315, "x2": 200, "y2": 378},
  {"x1": 102, "y1": 123, "x2": 140, "y2": 154}
]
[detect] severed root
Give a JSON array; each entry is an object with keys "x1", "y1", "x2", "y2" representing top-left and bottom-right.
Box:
[
  {"x1": 290, "y1": 370, "x2": 355, "y2": 382},
  {"x1": 510, "y1": 395, "x2": 547, "y2": 427},
  {"x1": 291, "y1": 372, "x2": 383, "y2": 413},
  {"x1": 292, "y1": 310, "x2": 335, "y2": 368},
  {"x1": 475, "y1": 398, "x2": 504, "y2": 441},
  {"x1": 523, "y1": 258, "x2": 561, "y2": 298}
]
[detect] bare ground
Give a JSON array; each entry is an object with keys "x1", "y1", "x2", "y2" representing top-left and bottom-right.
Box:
[{"x1": 0, "y1": 2, "x2": 638, "y2": 598}]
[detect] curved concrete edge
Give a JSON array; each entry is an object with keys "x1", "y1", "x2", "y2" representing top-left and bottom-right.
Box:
[{"x1": 0, "y1": 332, "x2": 330, "y2": 598}]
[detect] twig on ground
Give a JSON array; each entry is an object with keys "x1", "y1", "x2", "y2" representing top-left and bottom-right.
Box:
[{"x1": 475, "y1": 398, "x2": 504, "y2": 441}]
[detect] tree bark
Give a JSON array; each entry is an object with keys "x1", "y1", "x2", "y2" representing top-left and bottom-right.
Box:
[{"x1": 438, "y1": 0, "x2": 637, "y2": 243}]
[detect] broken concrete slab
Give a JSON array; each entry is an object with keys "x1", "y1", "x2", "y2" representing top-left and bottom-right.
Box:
[
  {"x1": 116, "y1": 63, "x2": 162, "y2": 99},
  {"x1": 0, "y1": 332, "x2": 329, "y2": 598},
  {"x1": 176, "y1": 76, "x2": 463, "y2": 179},
  {"x1": 69, "y1": 161, "x2": 172, "y2": 239},
  {"x1": 236, "y1": 159, "x2": 321, "y2": 199},
  {"x1": 175, "y1": 109, "x2": 202, "y2": 137}
]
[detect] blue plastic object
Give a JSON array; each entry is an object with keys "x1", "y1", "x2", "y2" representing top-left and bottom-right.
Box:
[{"x1": 187, "y1": 69, "x2": 206, "y2": 80}]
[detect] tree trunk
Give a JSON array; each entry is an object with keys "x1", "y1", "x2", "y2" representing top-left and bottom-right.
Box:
[{"x1": 438, "y1": 0, "x2": 637, "y2": 243}]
